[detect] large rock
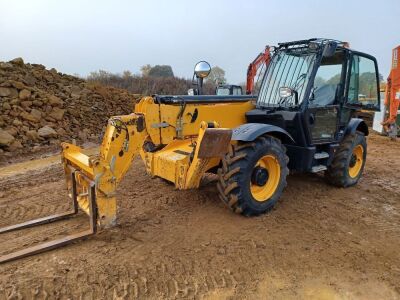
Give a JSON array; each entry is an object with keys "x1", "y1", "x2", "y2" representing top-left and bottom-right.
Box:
[
  {"x1": 32, "y1": 100, "x2": 44, "y2": 107},
  {"x1": 10, "y1": 57, "x2": 24, "y2": 66},
  {"x1": 19, "y1": 89, "x2": 31, "y2": 100},
  {"x1": 56, "y1": 127, "x2": 66, "y2": 136},
  {"x1": 30, "y1": 109, "x2": 42, "y2": 120},
  {"x1": 8, "y1": 140, "x2": 23, "y2": 151},
  {"x1": 26, "y1": 130, "x2": 40, "y2": 141},
  {"x1": 70, "y1": 86, "x2": 81, "y2": 98},
  {"x1": 5, "y1": 127, "x2": 18, "y2": 137},
  {"x1": 12, "y1": 119, "x2": 23, "y2": 126},
  {"x1": 49, "y1": 107, "x2": 65, "y2": 121},
  {"x1": 0, "y1": 87, "x2": 19, "y2": 98},
  {"x1": 24, "y1": 75, "x2": 36, "y2": 86},
  {"x1": 20, "y1": 110, "x2": 41, "y2": 122},
  {"x1": 0, "y1": 62, "x2": 13, "y2": 70},
  {"x1": 38, "y1": 125, "x2": 58, "y2": 138},
  {"x1": 10, "y1": 98, "x2": 19, "y2": 105},
  {"x1": 20, "y1": 101, "x2": 33, "y2": 109},
  {"x1": 0, "y1": 87, "x2": 11, "y2": 97},
  {"x1": 2, "y1": 102, "x2": 11, "y2": 110},
  {"x1": 0, "y1": 129, "x2": 15, "y2": 146},
  {"x1": 48, "y1": 95, "x2": 64, "y2": 107},
  {"x1": 9, "y1": 80, "x2": 27, "y2": 90}
]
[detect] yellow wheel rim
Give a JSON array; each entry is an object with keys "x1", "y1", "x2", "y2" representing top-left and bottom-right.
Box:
[
  {"x1": 348, "y1": 145, "x2": 364, "y2": 178},
  {"x1": 250, "y1": 155, "x2": 281, "y2": 202}
]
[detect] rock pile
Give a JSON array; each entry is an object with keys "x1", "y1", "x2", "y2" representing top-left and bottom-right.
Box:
[{"x1": 0, "y1": 58, "x2": 137, "y2": 158}]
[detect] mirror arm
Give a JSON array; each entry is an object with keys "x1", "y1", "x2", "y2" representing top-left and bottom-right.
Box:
[
  {"x1": 198, "y1": 77, "x2": 204, "y2": 95},
  {"x1": 293, "y1": 90, "x2": 299, "y2": 105}
]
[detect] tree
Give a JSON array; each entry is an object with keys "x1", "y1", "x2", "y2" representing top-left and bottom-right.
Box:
[
  {"x1": 148, "y1": 65, "x2": 174, "y2": 77},
  {"x1": 327, "y1": 74, "x2": 341, "y2": 85},
  {"x1": 206, "y1": 66, "x2": 226, "y2": 85},
  {"x1": 359, "y1": 72, "x2": 378, "y2": 97},
  {"x1": 122, "y1": 70, "x2": 132, "y2": 79},
  {"x1": 140, "y1": 64, "x2": 152, "y2": 77},
  {"x1": 314, "y1": 76, "x2": 326, "y2": 87}
]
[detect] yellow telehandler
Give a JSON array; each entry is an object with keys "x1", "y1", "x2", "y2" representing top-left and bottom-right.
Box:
[{"x1": 0, "y1": 38, "x2": 381, "y2": 263}]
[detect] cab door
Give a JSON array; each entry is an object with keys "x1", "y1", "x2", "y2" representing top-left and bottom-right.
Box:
[
  {"x1": 307, "y1": 50, "x2": 346, "y2": 143},
  {"x1": 345, "y1": 53, "x2": 381, "y2": 111}
]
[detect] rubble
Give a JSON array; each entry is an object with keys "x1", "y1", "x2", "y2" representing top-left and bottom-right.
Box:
[{"x1": 0, "y1": 58, "x2": 137, "y2": 157}]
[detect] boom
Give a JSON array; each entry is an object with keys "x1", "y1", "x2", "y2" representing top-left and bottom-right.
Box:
[
  {"x1": 246, "y1": 46, "x2": 271, "y2": 94},
  {"x1": 62, "y1": 96, "x2": 254, "y2": 228}
]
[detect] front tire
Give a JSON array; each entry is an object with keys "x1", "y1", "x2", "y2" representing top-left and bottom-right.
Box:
[
  {"x1": 217, "y1": 135, "x2": 289, "y2": 216},
  {"x1": 325, "y1": 132, "x2": 367, "y2": 187}
]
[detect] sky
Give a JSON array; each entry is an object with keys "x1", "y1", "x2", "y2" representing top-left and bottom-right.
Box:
[{"x1": 0, "y1": 0, "x2": 399, "y2": 84}]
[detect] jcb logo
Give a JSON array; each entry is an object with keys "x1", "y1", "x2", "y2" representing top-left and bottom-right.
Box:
[{"x1": 393, "y1": 48, "x2": 398, "y2": 69}]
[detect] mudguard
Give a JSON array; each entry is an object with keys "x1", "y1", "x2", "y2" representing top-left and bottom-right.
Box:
[
  {"x1": 345, "y1": 118, "x2": 369, "y2": 136},
  {"x1": 232, "y1": 123, "x2": 294, "y2": 143}
]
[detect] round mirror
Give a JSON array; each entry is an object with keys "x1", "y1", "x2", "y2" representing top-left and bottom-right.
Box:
[{"x1": 194, "y1": 61, "x2": 211, "y2": 78}]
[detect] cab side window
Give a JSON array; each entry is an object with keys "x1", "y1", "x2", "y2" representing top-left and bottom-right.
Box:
[
  {"x1": 347, "y1": 55, "x2": 379, "y2": 109},
  {"x1": 311, "y1": 51, "x2": 345, "y2": 106}
]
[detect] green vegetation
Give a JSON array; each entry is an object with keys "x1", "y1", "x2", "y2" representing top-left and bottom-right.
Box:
[{"x1": 87, "y1": 69, "x2": 215, "y2": 95}]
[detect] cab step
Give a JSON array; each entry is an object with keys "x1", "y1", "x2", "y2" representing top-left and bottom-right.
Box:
[
  {"x1": 311, "y1": 165, "x2": 327, "y2": 173},
  {"x1": 314, "y1": 151, "x2": 329, "y2": 159}
]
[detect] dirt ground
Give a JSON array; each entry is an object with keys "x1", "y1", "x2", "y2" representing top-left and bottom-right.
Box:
[{"x1": 0, "y1": 133, "x2": 399, "y2": 299}]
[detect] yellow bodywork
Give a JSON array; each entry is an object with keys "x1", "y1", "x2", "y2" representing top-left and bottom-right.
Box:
[{"x1": 62, "y1": 96, "x2": 254, "y2": 228}]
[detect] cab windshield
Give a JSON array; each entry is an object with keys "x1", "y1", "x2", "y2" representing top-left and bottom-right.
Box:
[{"x1": 257, "y1": 48, "x2": 317, "y2": 108}]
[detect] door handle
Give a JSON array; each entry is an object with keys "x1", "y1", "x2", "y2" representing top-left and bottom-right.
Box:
[{"x1": 309, "y1": 113, "x2": 315, "y2": 125}]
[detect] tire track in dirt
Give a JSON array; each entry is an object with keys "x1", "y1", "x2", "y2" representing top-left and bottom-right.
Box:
[
  {"x1": 0, "y1": 180, "x2": 71, "y2": 227},
  {"x1": 0, "y1": 134, "x2": 399, "y2": 299}
]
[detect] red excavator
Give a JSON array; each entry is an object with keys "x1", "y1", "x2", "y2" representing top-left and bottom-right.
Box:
[
  {"x1": 245, "y1": 46, "x2": 271, "y2": 94},
  {"x1": 216, "y1": 46, "x2": 271, "y2": 95},
  {"x1": 381, "y1": 45, "x2": 400, "y2": 138}
]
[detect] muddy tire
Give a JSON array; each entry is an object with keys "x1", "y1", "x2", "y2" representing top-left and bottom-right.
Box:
[
  {"x1": 217, "y1": 135, "x2": 289, "y2": 216},
  {"x1": 325, "y1": 132, "x2": 367, "y2": 187}
]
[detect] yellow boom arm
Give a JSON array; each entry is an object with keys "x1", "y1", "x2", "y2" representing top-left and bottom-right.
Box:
[
  {"x1": 61, "y1": 96, "x2": 254, "y2": 228},
  {"x1": 62, "y1": 113, "x2": 149, "y2": 227}
]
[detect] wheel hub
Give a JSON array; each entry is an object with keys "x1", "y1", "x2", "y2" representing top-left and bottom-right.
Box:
[
  {"x1": 251, "y1": 167, "x2": 269, "y2": 186},
  {"x1": 348, "y1": 144, "x2": 364, "y2": 178},
  {"x1": 349, "y1": 154, "x2": 357, "y2": 168}
]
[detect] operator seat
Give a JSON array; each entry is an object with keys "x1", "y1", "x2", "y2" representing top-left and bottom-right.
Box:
[{"x1": 312, "y1": 84, "x2": 337, "y2": 106}]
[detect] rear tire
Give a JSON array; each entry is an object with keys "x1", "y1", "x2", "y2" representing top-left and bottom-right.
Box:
[
  {"x1": 325, "y1": 132, "x2": 367, "y2": 187},
  {"x1": 217, "y1": 135, "x2": 289, "y2": 216}
]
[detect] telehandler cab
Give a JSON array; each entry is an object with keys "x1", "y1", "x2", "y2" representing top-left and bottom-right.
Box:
[{"x1": 0, "y1": 38, "x2": 381, "y2": 263}]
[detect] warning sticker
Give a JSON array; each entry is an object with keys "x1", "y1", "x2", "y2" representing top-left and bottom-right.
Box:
[{"x1": 393, "y1": 48, "x2": 398, "y2": 69}]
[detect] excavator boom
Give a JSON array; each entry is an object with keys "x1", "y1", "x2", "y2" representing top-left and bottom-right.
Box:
[
  {"x1": 246, "y1": 46, "x2": 271, "y2": 94},
  {"x1": 381, "y1": 45, "x2": 400, "y2": 137}
]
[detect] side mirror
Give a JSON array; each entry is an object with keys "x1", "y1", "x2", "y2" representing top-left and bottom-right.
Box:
[
  {"x1": 194, "y1": 61, "x2": 211, "y2": 78},
  {"x1": 279, "y1": 87, "x2": 299, "y2": 105},
  {"x1": 193, "y1": 61, "x2": 211, "y2": 95},
  {"x1": 279, "y1": 87, "x2": 294, "y2": 98}
]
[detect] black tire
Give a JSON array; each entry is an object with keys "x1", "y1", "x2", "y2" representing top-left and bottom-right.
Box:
[
  {"x1": 217, "y1": 135, "x2": 289, "y2": 216},
  {"x1": 325, "y1": 132, "x2": 367, "y2": 187}
]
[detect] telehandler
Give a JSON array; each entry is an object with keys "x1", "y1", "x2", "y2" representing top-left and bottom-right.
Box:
[{"x1": 0, "y1": 38, "x2": 381, "y2": 263}]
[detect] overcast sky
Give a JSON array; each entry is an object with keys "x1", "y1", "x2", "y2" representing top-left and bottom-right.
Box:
[{"x1": 1, "y1": 0, "x2": 399, "y2": 83}]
